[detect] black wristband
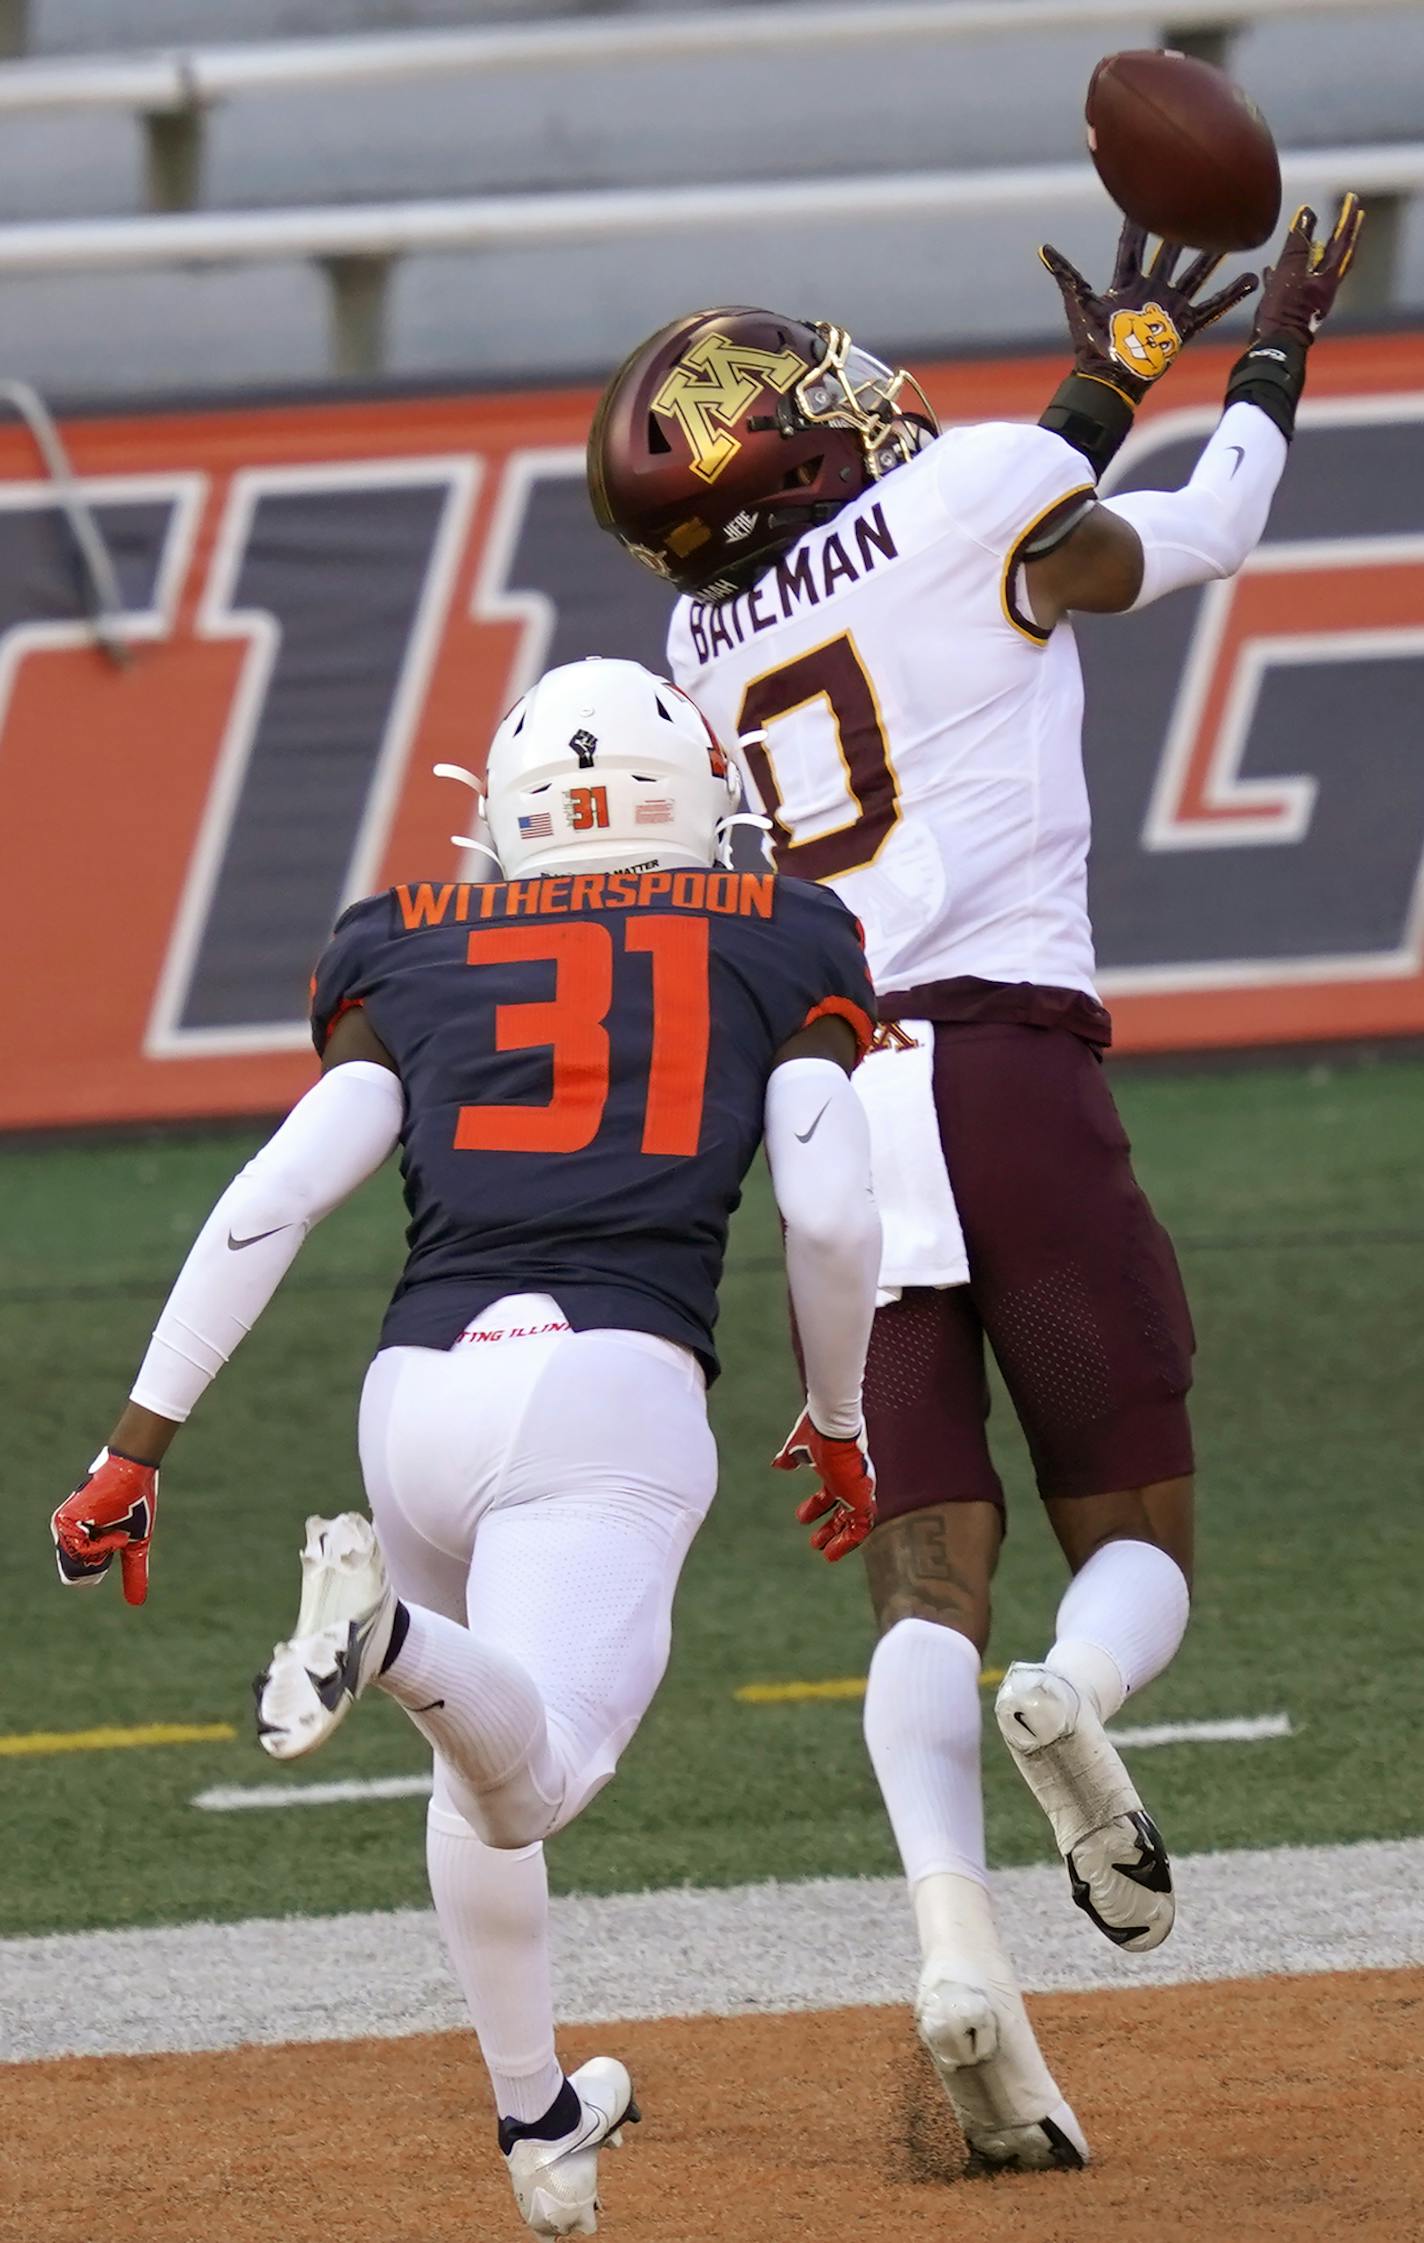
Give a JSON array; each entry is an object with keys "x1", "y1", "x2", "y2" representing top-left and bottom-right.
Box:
[
  {"x1": 1038, "y1": 371, "x2": 1138, "y2": 481},
  {"x1": 1223, "y1": 332, "x2": 1309, "y2": 442}
]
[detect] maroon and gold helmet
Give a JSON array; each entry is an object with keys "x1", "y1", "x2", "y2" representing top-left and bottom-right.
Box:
[{"x1": 588, "y1": 306, "x2": 938, "y2": 600}]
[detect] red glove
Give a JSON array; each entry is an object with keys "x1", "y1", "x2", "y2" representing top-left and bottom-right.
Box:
[
  {"x1": 51, "y1": 1449, "x2": 159, "y2": 1607},
  {"x1": 773, "y1": 1409, "x2": 877, "y2": 1562}
]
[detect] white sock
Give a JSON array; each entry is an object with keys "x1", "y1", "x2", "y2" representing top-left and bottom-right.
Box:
[
  {"x1": 1046, "y1": 1539, "x2": 1191, "y2": 1721},
  {"x1": 913, "y1": 1871, "x2": 1060, "y2": 2096},
  {"x1": 871, "y1": 1623, "x2": 1063, "y2": 2107},
  {"x1": 863, "y1": 1618, "x2": 986, "y2": 1887},
  {"x1": 378, "y1": 1602, "x2": 565, "y2": 1846},
  {"x1": 425, "y1": 1802, "x2": 565, "y2": 2124}
]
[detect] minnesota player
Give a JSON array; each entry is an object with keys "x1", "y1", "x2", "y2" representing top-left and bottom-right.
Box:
[
  {"x1": 589, "y1": 199, "x2": 1362, "y2": 2170},
  {"x1": 50, "y1": 658, "x2": 881, "y2": 2240}
]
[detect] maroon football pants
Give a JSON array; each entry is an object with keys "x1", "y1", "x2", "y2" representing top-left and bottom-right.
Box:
[{"x1": 863, "y1": 1021, "x2": 1195, "y2": 1519}]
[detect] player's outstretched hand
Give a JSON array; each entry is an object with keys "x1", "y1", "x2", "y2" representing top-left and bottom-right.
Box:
[
  {"x1": 1041, "y1": 218, "x2": 1258, "y2": 403},
  {"x1": 1253, "y1": 195, "x2": 1364, "y2": 346},
  {"x1": 51, "y1": 1449, "x2": 159, "y2": 1607},
  {"x1": 773, "y1": 1408, "x2": 877, "y2": 1562}
]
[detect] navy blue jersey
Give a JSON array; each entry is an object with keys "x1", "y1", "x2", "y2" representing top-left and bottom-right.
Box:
[{"x1": 311, "y1": 867, "x2": 874, "y2": 1377}]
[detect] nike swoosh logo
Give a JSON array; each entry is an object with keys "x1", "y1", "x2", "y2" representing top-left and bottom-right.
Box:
[
  {"x1": 227, "y1": 1225, "x2": 289, "y2": 1251},
  {"x1": 1226, "y1": 444, "x2": 1245, "y2": 478},
  {"x1": 411, "y1": 1698, "x2": 445, "y2": 1714},
  {"x1": 795, "y1": 1103, "x2": 831, "y2": 1144},
  {"x1": 1013, "y1": 1709, "x2": 1035, "y2": 1734}
]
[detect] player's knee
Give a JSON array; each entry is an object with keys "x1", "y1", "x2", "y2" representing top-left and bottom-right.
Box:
[
  {"x1": 479, "y1": 1810, "x2": 552, "y2": 1850},
  {"x1": 866, "y1": 1614, "x2": 984, "y2": 1714},
  {"x1": 876, "y1": 1588, "x2": 990, "y2": 1652},
  {"x1": 1049, "y1": 1477, "x2": 1194, "y2": 1588},
  {"x1": 434, "y1": 1760, "x2": 562, "y2": 1851}
]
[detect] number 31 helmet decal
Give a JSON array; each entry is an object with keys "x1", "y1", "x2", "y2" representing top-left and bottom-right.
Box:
[
  {"x1": 468, "y1": 659, "x2": 743, "y2": 881},
  {"x1": 588, "y1": 306, "x2": 938, "y2": 601}
]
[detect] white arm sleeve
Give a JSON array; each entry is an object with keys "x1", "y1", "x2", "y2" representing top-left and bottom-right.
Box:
[
  {"x1": 130, "y1": 1060, "x2": 404, "y2": 1423},
  {"x1": 764, "y1": 1056, "x2": 881, "y2": 1441},
  {"x1": 1102, "y1": 402, "x2": 1288, "y2": 610}
]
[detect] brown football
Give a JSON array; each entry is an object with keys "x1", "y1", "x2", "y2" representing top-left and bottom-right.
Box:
[{"x1": 1086, "y1": 49, "x2": 1281, "y2": 251}]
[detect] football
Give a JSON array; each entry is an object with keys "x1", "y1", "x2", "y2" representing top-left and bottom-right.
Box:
[{"x1": 1086, "y1": 49, "x2": 1281, "y2": 252}]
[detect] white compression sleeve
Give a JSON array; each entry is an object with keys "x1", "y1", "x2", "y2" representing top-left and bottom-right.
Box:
[
  {"x1": 1103, "y1": 401, "x2": 1288, "y2": 610},
  {"x1": 130, "y1": 1060, "x2": 404, "y2": 1422},
  {"x1": 764, "y1": 1055, "x2": 881, "y2": 1440}
]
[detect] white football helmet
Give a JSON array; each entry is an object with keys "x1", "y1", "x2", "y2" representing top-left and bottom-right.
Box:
[{"x1": 480, "y1": 658, "x2": 742, "y2": 879}]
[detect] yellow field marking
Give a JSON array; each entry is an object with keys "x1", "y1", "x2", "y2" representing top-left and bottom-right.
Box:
[
  {"x1": 736, "y1": 1668, "x2": 1004, "y2": 1706},
  {"x1": 0, "y1": 1721, "x2": 236, "y2": 1758}
]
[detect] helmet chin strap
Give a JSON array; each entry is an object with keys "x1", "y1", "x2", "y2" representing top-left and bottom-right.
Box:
[
  {"x1": 433, "y1": 760, "x2": 503, "y2": 866},
  {"x1": 716, "y1": 811, "x2": 774, "y2": 870}
]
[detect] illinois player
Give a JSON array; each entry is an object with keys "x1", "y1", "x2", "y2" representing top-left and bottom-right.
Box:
[
  {"x1": 50, "y1": 658, "x2": 881, "y2": 2240},
  {"x1": 589, "y1": 199, "x2": 1362, "y2": 2170}
]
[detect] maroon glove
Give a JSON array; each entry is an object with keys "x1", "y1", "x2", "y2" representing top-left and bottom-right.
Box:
[
  {"x1": 1224, "y1": 194, "x2": 1365, "y2": 440},
  {"x1": 773, "y1": 1409, "x2": 877, "y2": 1563},
  {"x1": 1041, "y1": 221, "x2": 1258, "y2": 406},
  {"x1": 51, "y1": 1449, "x2": 159, "y2": 1607},
  {"x1": 1252, "y1": 195, "x2": 1364, "y2": 345}
]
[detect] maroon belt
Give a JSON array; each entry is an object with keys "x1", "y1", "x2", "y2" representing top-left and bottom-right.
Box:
[{"x1": 875, "y1": 974, "x2": 1113, "y2": 1048}]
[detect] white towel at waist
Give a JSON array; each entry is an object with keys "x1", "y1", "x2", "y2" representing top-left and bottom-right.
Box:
[{"x1": 853, "y1": 1020, "x2": 969, "y2": 1305}]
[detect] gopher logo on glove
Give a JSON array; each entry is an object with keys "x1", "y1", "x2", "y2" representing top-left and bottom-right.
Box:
[{"x1": 1108, "y1": 302, "x2": 1182, "y2": 382}]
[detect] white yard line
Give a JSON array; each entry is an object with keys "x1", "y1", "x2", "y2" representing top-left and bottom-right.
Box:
[
  {"x1": 3, "y1": 1836, "x2": 1421, "y2": 2066},
  {"x1": 195, "y1": 1774, "x2": 435, "y2": 1811},
  {"x1": 1111, "y1": 1713, "x2": 1294, "y2": 1748},
  {"x1": 191, "y1": 1713, "x2": 1294, "y2": 1814}
]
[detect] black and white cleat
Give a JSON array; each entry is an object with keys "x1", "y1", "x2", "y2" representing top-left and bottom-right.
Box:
[{"x1": 995, "y1": 1663, "x2": 1175, "y2": 1954}]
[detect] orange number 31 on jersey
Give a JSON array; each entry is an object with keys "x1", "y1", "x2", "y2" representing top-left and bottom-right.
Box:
[{"x1": 453, "y1": 916, "x2": 710, "y2": 1158}]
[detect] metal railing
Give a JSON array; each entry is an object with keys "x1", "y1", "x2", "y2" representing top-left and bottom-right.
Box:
[
  {"x1": 0, "y1": 141, "x2": 1412, "y2": 376},
  {"x1": 0, "y1": 0, "x2": 1415, "y2": 378},
  {"x1": 0, "y1": 0, "x2": 1418, "y2": 122},
  {"x1": 0, "y1": 142, "x2": 1414, "y2": 273},
  {"x1": 3, "y1": 0, "x2": 1421, "y2": 213}
]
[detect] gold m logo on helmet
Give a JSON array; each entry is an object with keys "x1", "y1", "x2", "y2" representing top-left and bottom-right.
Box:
[
  {"x1": 1108, "y1": 302, "x2": 1183, "y2": 383},
  {"x1": 651, "y1": 333, "x2": 806, "y2": 485}
]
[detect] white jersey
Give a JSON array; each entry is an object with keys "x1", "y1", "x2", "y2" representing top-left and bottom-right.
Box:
[{"x1": 667, "y1": 421, "x2": 1099, "y2": 1000}]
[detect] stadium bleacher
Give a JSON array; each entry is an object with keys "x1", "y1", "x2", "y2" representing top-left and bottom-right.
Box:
[{"x1": 0, "y1": 0, "x2": 1420, "y2": 395}]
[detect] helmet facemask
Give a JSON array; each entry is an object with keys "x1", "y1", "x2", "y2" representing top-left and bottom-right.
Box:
[
  {"x1": 789, "y1": 324, "x2": 938, "y2": 482},
  {"x1": 687, "y1": 324, "x2": 936, "y2": 600}
]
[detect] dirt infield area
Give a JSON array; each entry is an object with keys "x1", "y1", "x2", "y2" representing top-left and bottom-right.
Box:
[{"x1": 10, "y1": 1968, "x2": 1422, "y2": 2243}]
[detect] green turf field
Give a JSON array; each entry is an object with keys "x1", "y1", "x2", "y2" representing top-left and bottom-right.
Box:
[{"x1": 5, "y1": 1055, "x2": 1422, "y2": 1939}]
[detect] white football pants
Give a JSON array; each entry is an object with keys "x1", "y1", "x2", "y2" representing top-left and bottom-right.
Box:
[{"x1": 357, "y1": 1293, "x2": 717, "y2": 1844}]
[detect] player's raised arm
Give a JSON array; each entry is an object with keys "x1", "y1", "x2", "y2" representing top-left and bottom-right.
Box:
[
  {"x1": 765, "y1": 1013, "x2": 882, "y2": 1563},
  {"x1": 49, "y1": 1006, "x2": 403, "y2": 1608},
  {"x1": 1028, "y1": 197, "x2": 1363, "y2": 630}
]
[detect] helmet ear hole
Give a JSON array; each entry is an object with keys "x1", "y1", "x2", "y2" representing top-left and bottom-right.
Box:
[{"x1": 646, "y1": 415, "x2": 672, "y2": 456}]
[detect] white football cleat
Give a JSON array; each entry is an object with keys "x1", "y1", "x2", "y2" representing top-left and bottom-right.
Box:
[
  {"x1": 995, "y1": 1662, "x2": 1174, "y2": 1953},
  {"x1": 916, "y1": 1965, "x2": 1089, "y2": 2172},
  {"x1": 254, "y1": 1513, "x2": 397, "y2": 1762},
  {"x1": 503, "y1": 2058, "x2": 640, "y2": 2237}
]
